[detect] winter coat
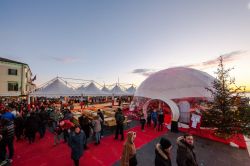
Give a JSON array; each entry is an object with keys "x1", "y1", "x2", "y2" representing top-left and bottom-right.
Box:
[
  {"x1": 79, "y1": 116, "x2": 91, "y2": 138},
  {"x1": 115, "y1": 112, "x2": 125, "y2": 125},
  {"x1": 25, "y1": 113, "x2": 39, "y2": 133},
  {"x1": 39, "y1": 110, "x2": 48, "y2": 126},
  {"x1": 121, "y1": 131, "x2": 137, "y2": 166},
  {"x1": 60, "y1": 120, "x2": 74, "y2": 130},
  {"x1": 14, "y1": 116, "x2": 24, "y2": 133},
  {"x1": 92, "y1": 118, "x2": 102, "y2": 133},
  {"x1": 151, "y1": 111, "x2": 158, "y2": 121},
  {"x1": 158, "y1": 112, "x2": 164, "y2": 123},
  {"x1": 97, "y1": 112, "x2": 104, "y2": 122},
  {"x1": 155, "y1": 143, "x2": 172, "y2": 166},
  {"x1": 68, "y1": 130, "x2": 86, "y2": 160},
  {"x1": 176, "y1": 136, "x2": 198, "y2": 166}
]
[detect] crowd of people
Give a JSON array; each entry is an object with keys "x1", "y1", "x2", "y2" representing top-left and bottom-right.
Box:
[
  {"x1": 0, "y1": 98, "x2": 199, "y2": 166},
  {"x1": 0, "y1": 99, "x2": 129, "y2": 166}
]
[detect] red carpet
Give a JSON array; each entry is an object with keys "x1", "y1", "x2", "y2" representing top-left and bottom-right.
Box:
[
  {"x1": 179, "y1": 127, "x2": 247, "y2": 149},
  {"x1": 12, "y1": 126, "x2": 166, "y2": 166}
]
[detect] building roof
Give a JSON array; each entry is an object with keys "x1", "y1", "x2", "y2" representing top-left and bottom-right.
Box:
[{"x1": 0, "y1": 57, "x2": 28, "y2": 66}]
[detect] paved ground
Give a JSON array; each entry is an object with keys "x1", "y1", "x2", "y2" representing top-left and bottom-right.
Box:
[{"x1": 113, "y1": 131, "x2": 250, "y2": 166}]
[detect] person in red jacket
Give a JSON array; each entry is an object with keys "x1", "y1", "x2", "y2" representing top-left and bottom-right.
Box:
[{"x1": 60, "y1": 119, "x2": 74, "y2": 143}]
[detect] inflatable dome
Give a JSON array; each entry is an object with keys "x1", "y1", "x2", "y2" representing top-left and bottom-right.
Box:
[{"x1": 135, "y1": 67, "x2": 215, "y2": 99}]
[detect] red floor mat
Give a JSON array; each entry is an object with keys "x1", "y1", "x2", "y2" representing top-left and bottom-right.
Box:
[{"x1": 12, "y1": 126, "x2": 166, "y2": 166}]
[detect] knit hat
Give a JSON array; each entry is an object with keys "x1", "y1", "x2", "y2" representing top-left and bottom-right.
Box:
[{"x1": 160, "y1": 137, "x2": 172, "y2": 149}]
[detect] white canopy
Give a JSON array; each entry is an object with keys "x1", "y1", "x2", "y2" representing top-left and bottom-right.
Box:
[
  {"x1": 30, "y1": 78, "x2": 77, "y2": 97},
  {"x1": 101, "y1": 86, "x2": 110, "y2": 93},
  {"x1": 135, "y1": 67, "x2": 215, "y2": 99},
  {"x1": 76, "y1": 85, "x2": 85, "y2": 92},
  {"x1": 110, "y1": 85, "x2": 129, "y2": 96},
  {"x1": 78, "y1": 82, "x2": 110, "y2": 96},
  {"x1": 126, "y1": 85, "x2": 136, "y2": 96}
]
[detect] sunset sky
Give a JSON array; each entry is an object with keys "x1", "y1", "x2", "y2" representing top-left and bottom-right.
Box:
[{"x1": 0, "y1": 0, "x2": 250, "y2": 91}]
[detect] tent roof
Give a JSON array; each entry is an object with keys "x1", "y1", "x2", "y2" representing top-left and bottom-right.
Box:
[
  {"x1": 77, "y1": 85, "x2": 85, "y2": 91},
  {"x1": 30, "y1": 78, "x2": 77, "y2": 97},
  {"x1": 126, "y1": 85, "x2": 136, "y2": 95},
  {"x1": 102, "y1": 86, "x2": 110, "y2": 92},
  {"x1": 110, "y1": 85, "x2": 128, "y2": 96},
  {"x1": 135, "y1": 67, "x2": 215, "y2": 99},
  {"x1": 78, "y1": 82, "x2": 110, "y2": 96}
]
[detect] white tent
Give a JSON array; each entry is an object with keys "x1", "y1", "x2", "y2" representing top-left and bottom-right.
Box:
[
  {"x1": 101, "y1": 86, "x2": 110, "y2": 93},
  {"x1": 30, "y1": 78, "x2": 77, "y2": 97},
  {"x1": 79, "y1": 82, "x2": 110, "y2": 96},
  {"x1": 76, "y1": 85, "x2": 85, "y2": 92},
  {"x1": 135, "y1": 67, "x2": 215, "y2": 99},
  {"x1": 135, "y1": 67, "x2": 215, "y2": 124},
  {"x1": 126, "y1": 85, "x2": 136, "y2": 96},
  {"x1": 110, "y1": 85, "x2": 128, "y2": 96}
]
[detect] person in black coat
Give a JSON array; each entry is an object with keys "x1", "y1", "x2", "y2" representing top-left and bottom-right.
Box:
[
  {"x1": 114, "y1": 108, "x2": 125, "y2": 140},
  {"x1": 176, "y1": 134, "x2": 198, "y2": 166},
  {"x1": 38, "y1": 109, "x2": 48, "y2": 138},
  {"x1": 25, "y1": 112, "x2": 39, "y2": 144},
  {"x1": 14, "y1": 113, "x2": 24, "y2": 141},
  {"x1": 78, "y1": 115, "x2": 91, "y2": 149},
  {"x1": 158, "y1": 109, "x2": 165, "y2": 131},
  {"x1": 68, "y1": 126, "x2": 86, "y2": 166},
  {"x1": 155, "y1": 137, "x2": 172, "y2": 166}
]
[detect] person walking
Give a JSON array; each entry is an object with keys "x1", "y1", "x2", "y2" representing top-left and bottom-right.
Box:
[
  {"x1": 158, "y1": 108, "x2": 165, "y2": 131},
  {"x1": 25, "y1": 112, "x2": 39, "y2": 144},
  {"x1": 121, "y1": 131, "x2": 137, "y2": 166},
  {"x1": 176, "y1": 134, "x2": 198, "y2": 166},
  {"x1": 146, "y1": 108, "x2": 152, "y2": 127},
  {"x1": 92, "y1": 115, "x2": 102, "y2": 145},
  {"x1": 0, "y1": 118, "x2": 15, "y2": 163},
  {"x1": 68, "y1": 126, "x2": 86, "y2": 166},
  {"x1": 97, "y1": 109, "x2": 104, "y2": 137},
  {"x1": 151, "y1": 109, "x2": 158, "y2": 130},
  {"x1": 78, "y1": 115, "x2": 91, "y2": 149},
  {"x1": 14, "y1": 112, "x2": 24, "y2": 141},
  {"x1": 139, "y1": 111, "x2": 146, "y2": 132},
  {"x1": 115, "y1": 108, "x2": 125, "y2": 140},
  {"x1": 38, "y1": 108, "x2": 48, "y2": 138},
  {"x1": 155, "y1": 137, "x2": 172, "y2": 166}
]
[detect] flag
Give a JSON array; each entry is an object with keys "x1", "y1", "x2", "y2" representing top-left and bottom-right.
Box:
[{"x1": 31, "y1": 75, "x2": 36, "y2": 82}]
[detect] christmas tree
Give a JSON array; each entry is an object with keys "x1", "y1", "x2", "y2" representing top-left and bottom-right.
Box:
[{"x1": 201, "y1": 56, "x2": 250, "y2": 136}]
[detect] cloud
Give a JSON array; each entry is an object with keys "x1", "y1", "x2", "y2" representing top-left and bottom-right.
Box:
[
  {"x1": 248, "y1": 2, "x2": 250, "y2": 10},
  {"x1": 184, "y1": 50, "x2": 247, "y2": 69},
  {"x1": 132, "y1": 50, "x2": 247, "y2": 76},
  {"x1": 131, "y1": 68, "x2": 156, "y2": 76},
  {"x1": 51, "y1": 56, "x2": 80, "y2": 63}
]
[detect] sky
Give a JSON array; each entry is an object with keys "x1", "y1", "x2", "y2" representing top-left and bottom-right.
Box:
[{"x1": 0, "y1": 0, "x2": 250, "y2": 91}]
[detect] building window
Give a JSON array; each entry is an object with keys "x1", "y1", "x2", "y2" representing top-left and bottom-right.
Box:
[
  {"x1": 8, "y1": 82, "x2": 18, "y2": 91},
  {"x1": 8, "y1": 69, "x2": 18, "y2": 75}
]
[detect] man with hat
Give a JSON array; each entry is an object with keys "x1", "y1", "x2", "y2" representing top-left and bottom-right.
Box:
[{"x1": 155, "y1": 137, "x2": 172, "y2": 166}]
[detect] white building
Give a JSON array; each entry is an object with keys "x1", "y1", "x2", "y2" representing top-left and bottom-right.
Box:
[{"x1": 0, "y1": 57, "x2": 36, "y2": 96}]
